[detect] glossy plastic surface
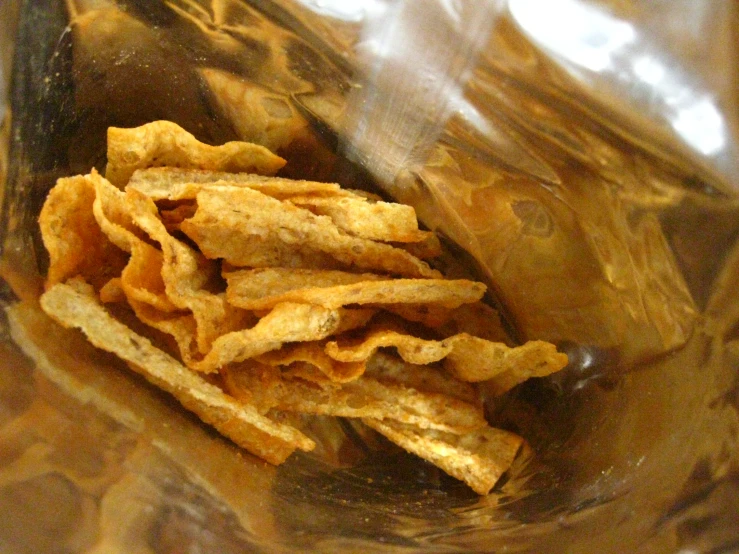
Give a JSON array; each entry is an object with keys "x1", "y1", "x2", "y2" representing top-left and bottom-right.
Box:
[{"x1": 1, "y1": 1, "x2": 737, "y2": 552}]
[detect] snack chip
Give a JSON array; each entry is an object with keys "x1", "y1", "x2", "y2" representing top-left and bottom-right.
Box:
[
  {"x1": 326, "y1": 326, "x2": 568, "y2": 392},
  {"x1": 126, "y1": 187, "x2": 252, "y2": 355},
  {"x1": 222, "y1": 360, "x2": 488, "y2": 434},
  {"x1": 40, "y1": 279, "x2": 314, "y2": 464},
  {"x1": 256, "y1": 341, "x2": 366, "y2": 383},
  {"x1": 180, "y1": 186, "x2": 443, "y2": 278},
  {"x1": 362, "y1": 418, "x2": 523, "y2": 496},
  {"x1": 38, "y1": 176, "x2": 127, "y2": 289},
  {"x1": 106, "y1": 120, "x2": 286, "y2": 187},
  {"x1": 189, "y1": 303, "x2": 376, "y2": 373},
  {"x1": 285, "y1": 194, "x2": 430, "y2": 243},
  {"x1": 36, "y1": 121, "x2": 569, "y2": 494},
  {"x1": 225, "y1": 267, "x2": 485, "y2": 310},
  {"x1": 128, "y1": 167, "x2": 350, "y2": 200}
]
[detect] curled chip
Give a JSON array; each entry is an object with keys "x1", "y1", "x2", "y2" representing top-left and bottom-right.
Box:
[
  {"x1": 126, "y1": 188, "x2": 251, "y2": 356},
  {"x1": 225, "y1": 267, "x2": 485, "y2": 310},
  {"x1": 180, "y1": 186, "x2": 442, "y2": 278},
  {"x1": 393, "y1": 232, "x2": 443, "y2": 259},
  {"x1": 326, "y1": 326, "x2": 568, "y2": 393},
  {"x1": 106, "y1": 120, "x2": 286, "y2": 187},
  {"x1": 286, "y1": 194, "x2": 430, "y2": 243},
  {"x1": 189, "y1": 303, "x2": 376, "y2": 373},
  {"x1": 222, "y1": 360, "x2": 488, "y2": 434},
  {"x1": 365, "y1": 352, "x2": 480, "y2": 407},
  {"x1": 89, "y1": 172, "x2": 178, "y2": 312},
  {"x1": 256, "y1": 341, "x2": 366, "y2": 383},
  {"x1": 362, "y1": 418, "x2": 523, "y2": 496},
  {"x1": 38, "y1": 175, "x2": 128, "y2": 289},
  {"x1": 40, "y1": 279, "x2": 314, "y2": 464},
  {"x1": 128, "y1": 167, "x2": 352, "y2": 201}
]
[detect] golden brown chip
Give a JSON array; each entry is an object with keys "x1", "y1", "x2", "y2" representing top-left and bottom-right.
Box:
[
  {"x1": 125, "y1": 188, "x2": 251, "y2": 355},
  {"x1": 221, "y1": 235, "x2": 348, "y2": 271},
  {"x1": 88, "y1": 172, "x2": 180, "y2": 313},
  {"x1": 376, "y1": 303, "x2": 454, "y2": 327},
  {"x1": 122, "y1": 242, "x2": 181, "y2": 312},
  {"x1": 127, "y1": 298, "x2": 201, "y2": 367},
  {"x1": 362, "y1": 418, "x2": 523, "y2": 495},
  {"x1": 222, "y1": 361, "x2": 487, "y2": 434},
  {"x1": 325, "y1": 327, "x2": 568, "y2": 388},
  {"x1": 256, "y1": 341, "x2": 365, "y2": 383},
  {"x1": 105, "y1": 120, "x2": 286, "y2": 187},
  {"x1": 365, "y1": 352, "x2": 480, "y2": 407},
  {"x1": 189, "y1": 303, "x2": 376, "y2": 373},
  {"x1": 443, "y1": 338, "x2": 569, "y2": 393},
  {"x1": 223, "y1": 267, "x2": 384, "y2": 297},
  {"x1": 286, "y1": 194, "x2": 430, "y2": 243},
  {"x1": 393, "y1": 232, "x2": 443, "y2": 259},
  {"x1": 159, "y1": 202, "x2": 197, "y2": 233},
  {"x1": 225, "y1": 268, "x2": 483, "y2": 310},
  {"x1": 39, "y1": 279, "x2": 315, "y2": 464},
  {"x1": 90, "y1": 170, "x2": 143, "y2": 251},
  {"x1": 38, "y1": 175, "x2": 128, "y2": 289},
  {"x1": 128, "y1": 167, "x2": 351, "y2": 200},
  {"x1": 181, "y1": 186, "x2": 442, "y2": 278},
  {"x1": 436, "y1": 301, "x2": 512, "y2": 344},
  {"x1": 99, "y1": 278, "x2": 126, "y2": 304}
]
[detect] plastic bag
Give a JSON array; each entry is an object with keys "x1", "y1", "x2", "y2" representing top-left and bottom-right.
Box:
[{"x1": 0, "y1": 1, "x2": 737, "y2": 552}]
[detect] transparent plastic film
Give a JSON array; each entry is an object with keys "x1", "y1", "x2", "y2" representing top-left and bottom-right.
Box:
[
  {"x1": 0, "y1": 1, "x2": 738, "y2": 553},
  {"x1": 341, "y1": 0, "x2": 500, "y2": 184}
]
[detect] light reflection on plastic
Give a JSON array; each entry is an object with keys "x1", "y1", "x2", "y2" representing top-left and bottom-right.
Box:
[
  {"x1": 631, "y1": 56, "x2": 666, "y2": 87},
  {"x1": 509, "y1": 0, "x2": 727, "y2": 158},
  {"x1": 509, "y1": 0, "x2": 635, "y2": 72},
  {"x1": 293, "y1": 0, "x2": 376, "y2": 22},
  {"x1": 631, "y1": 56, "x2": 726, "y2": 155},
  {"x1": 670, "y1": 97, "x2": 725, "y2": 156}
]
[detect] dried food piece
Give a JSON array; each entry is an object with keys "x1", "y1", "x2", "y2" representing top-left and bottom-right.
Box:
[
  {"x1": 326, "y1": 326, "x2": 568, "y2": 393},
  {"x1": 38, "y1": 175, "x2": 127, "y2": 289},
  {"x1": 181, "y1": 186, "x2": 442, "y2": 278},
  {"x1": 190, "y1": 303, "x2": 376, "y2": 373},
  {"x1": 106, "y1": 120, "x2": 285, "y2": 187},
  {"x1": 225, "y1": 267, "x2": 484, "y2": 310},
  {"x1": 40, "y1": 279, "x2": 314, "y2": 464},
  {"x1": 362, "y1": 418, "x2": 523, "y2": 495}
]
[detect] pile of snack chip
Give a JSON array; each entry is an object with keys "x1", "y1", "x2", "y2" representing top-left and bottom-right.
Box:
[{"x1": 38, "y1": 121, "x2": 567, "y2": 494}]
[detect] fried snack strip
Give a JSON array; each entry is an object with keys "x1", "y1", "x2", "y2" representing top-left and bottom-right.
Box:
[
  {"x1": 256, "y1": 341, "x2": 366, "y2": 383},
  {"x1": 91, "y1": 173, "x2": 179, "y2": 313},
  {"x1": 365, "y1": 351, "x2": 480, "y2": 407},
  {"x1": 38, "y1": 175, "x2": 128, "y2": 289},
  {"x1": 126, "y1": 187, "x2": 251, "y2": 356},
  {"x1": 129, "y1": 168, "x2": 350, "y2": 199},
  {"x1": 221, "y1": 361, "x2": 487, "y2": 434},
  {"x1": 326, "y1": 327, "x2": 568, "y2": 393},
  {"x1": 362, "y1": 418, "x2": 523, "y2": 496},
  {"x1": 285, "y1": 195, "x2": 429, "y2": 243},
  {"x1": 106, "y1": 120, "x2": 286, "y2": 187},
  {"x1": 180, "y1": 186, "x2": 442, "y2": 278},
  {"x1": 130, "y1": 169, "x2": 431, "y2": 243},
  {"x1": 190, "y1": 303, "x2": 376, "y2": 373},
  {"x1": 225, "y1": 267, "x2": 485, "y2": 310},
  {"x1": 39, "y1": 279, "x2": 315, "y2": 464}
]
